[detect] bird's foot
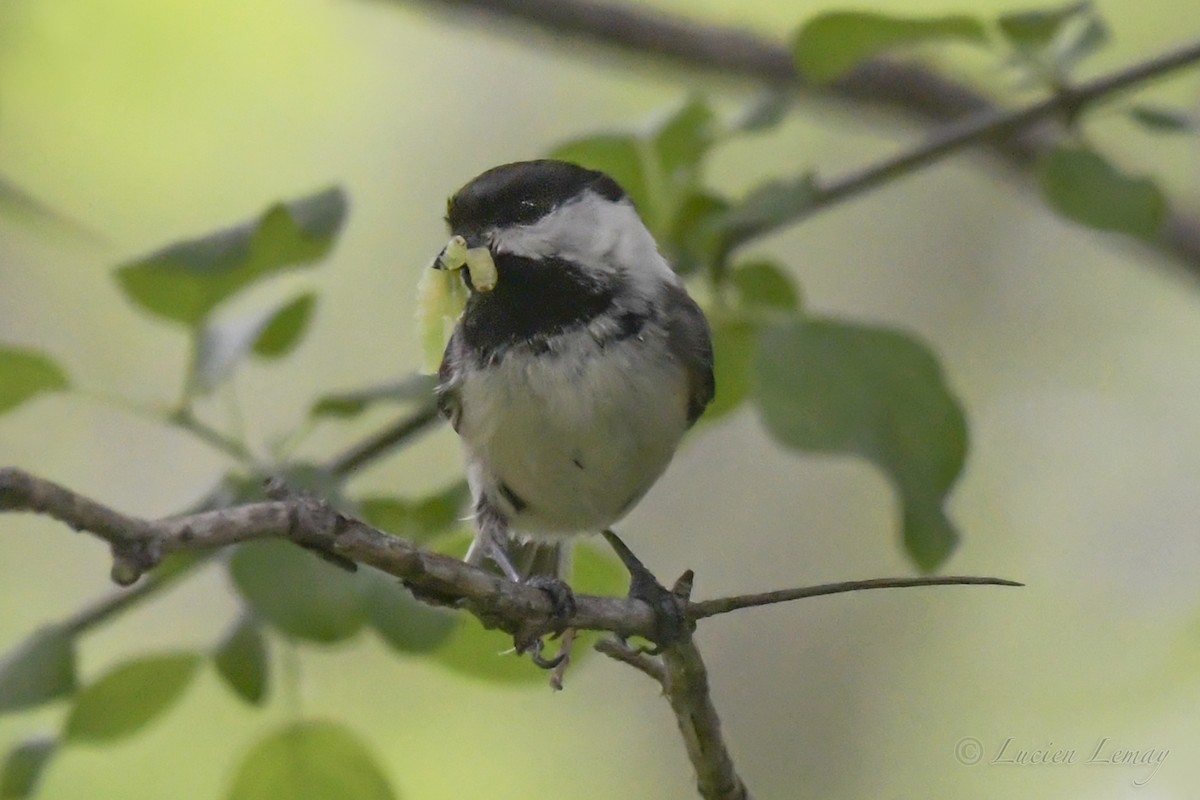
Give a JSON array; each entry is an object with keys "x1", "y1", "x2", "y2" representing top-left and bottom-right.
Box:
[{"x1": 602, "y1": 530, "x2": 693, "y2": 652}]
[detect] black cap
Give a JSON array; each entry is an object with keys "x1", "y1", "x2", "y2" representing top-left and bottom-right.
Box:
[{"x1": 446, "y1": 160, "x2": 626, "y2": 236}]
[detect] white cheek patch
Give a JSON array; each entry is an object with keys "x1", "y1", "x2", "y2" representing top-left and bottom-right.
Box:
[{"x1": 489, "y1": 191, "x2": 677, "y2": 290}]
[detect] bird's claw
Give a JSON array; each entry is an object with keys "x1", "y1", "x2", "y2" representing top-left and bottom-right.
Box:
[
  {"x1": 526, "y1": 575, "x2": 578, "y2": 620},
  {"x1": 602, "y1": 530, "x2": 693, "y2": 648}
]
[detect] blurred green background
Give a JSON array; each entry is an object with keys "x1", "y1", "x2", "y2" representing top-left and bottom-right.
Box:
[{"x1": 2, "y1": 0, "x2": 1200, "y2": 797}]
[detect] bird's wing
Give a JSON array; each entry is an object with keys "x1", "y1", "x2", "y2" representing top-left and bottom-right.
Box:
[
  {"x1": 663, "y1": 282, "x2": 715, "y2": 427},
  {"x1": 435, "y1": 328, "x2": 466, "y2": 432}
]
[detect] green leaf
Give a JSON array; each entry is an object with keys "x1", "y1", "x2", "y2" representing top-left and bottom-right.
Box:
[
  {"x1": 731, "y1": 260, "x2": 801, "y2": 312},
  {"x1": 115, "y1": 187, "x2": 346, "y2": 326},
  {"x1": 64, "y1": 653, "x2": 201, "y2": 742},
  {"x1": 702, "y1": 313, "x2": 757, "y2": 422},
  {"x1": 226, "y1": 720, "x2": 397, "y2": 800},
  {"x1": 362, "y1": 570, "x2": 456, "y2": 654},
  {"x1": 0, "y1": 738, "x2": 57, "y2": 799},
  {"x1": 359, "y1": 482, "x2": 469, "y2": 543},
  {"x1": 667, "y1": 190, "x2": 729, "y2": 276},
  {"x1": 731, "y1": 92, "x2": 791, "y2": 134},
  {"x1": 189, "y1": 293, "x2": 316, "y2": 393},
  {"x1": 652, "y1": 97, "x2": 716, "y2": 183},
  {"x1": 795, "y1": 11, "x2": 988, "y2": 83},
  {"x1": 1038, "y1": 145, "x2": 1166, "y2": 240},
  {"x1": 311, "y1": 374, "x2": 436, "y2": 418},
  {"x1": 229, "y1": 540, "x2": 365, "y2": 643},
  {"x1": 0, "y1": 347, "x2": 69, "y2": 415},
  {"x1": 1128, "y1": 105, "x2": 1198, "y2": 134},
  {"x1": 0, "y1": 626, "x2": 76, "y2": 714},
  {"x1": 213, "y1": 616, "x2": 269, "y2": 705},
  {"x1": 551, "y1": 135, "x2": 653, "y2": 228},
  {"x1": 997, "y1": 2, "x2": 1089, "y2": 51},
  {"x1": 253, "y1": 293, "x2": 316, "y2": 358},
  {"x1": 715, "y1": 174, "x2": 820, "y2": 248},
  {"x1": 571, "y1": 541, "x2": 627, "y2": 598},
  {"x1": 754, "y1": 319, "x2": 967, "y2": 571},
  {"x1": 1054, "y1": 14, "x2": 1109, "y2": 73}
]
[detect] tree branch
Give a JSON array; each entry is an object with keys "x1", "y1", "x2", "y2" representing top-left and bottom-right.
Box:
[
  {"x1": 412, "y1": 0, "x2": 1200, "y2": 278},
  {"x1": 1, "y1": 465, "x2": 1021, "y2": 800},
  {"x1": 327, "y1": 402, "x2": 442, "y2": 477}
]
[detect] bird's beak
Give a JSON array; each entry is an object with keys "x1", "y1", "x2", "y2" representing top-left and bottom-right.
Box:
[{"x1": 432, "y1": 234, "x2": 498, "y2": 292}]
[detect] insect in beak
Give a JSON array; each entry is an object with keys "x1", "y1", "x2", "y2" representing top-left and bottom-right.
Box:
[{"x1": 434, "y1": 235, "x2": 497, "y2": 292}]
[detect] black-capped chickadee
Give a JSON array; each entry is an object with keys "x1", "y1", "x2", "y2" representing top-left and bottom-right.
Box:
[{"x1": 431, "y1": 160, "x2": 714, "y2": 591}]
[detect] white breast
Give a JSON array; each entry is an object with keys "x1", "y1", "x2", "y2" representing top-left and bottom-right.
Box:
[{"x1": 457, "y1": 330, "x2": 689, "y2": 537}]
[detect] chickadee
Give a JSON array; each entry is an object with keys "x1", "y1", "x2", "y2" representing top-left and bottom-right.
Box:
[{"x1": 432, "y1": 160, "x2": 714, "y2": 590}]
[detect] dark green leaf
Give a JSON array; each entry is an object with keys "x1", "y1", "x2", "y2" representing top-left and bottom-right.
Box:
[
  {"x1": 702, "y1": 314, "x2": 757, "y2": 422},
  {"x1": 362, "y1": 570, "x2": 456, "y2": 654},
  {"x1": 310, "y1": 374, "x2": 436, "y2": 418},
  {"x1": 226, "y1": 720, "x2": 397, "y2": 800},
  {"x1": 998, "y1": 2, "x2": 1089, "y2": 50},
  {"x1": 1038, "y1": 145, "x2": 1166, "y2": 240},
  {"x1": 1128, "y1": 105, "x2": 1198, "y2": 134},
  {"x1": 0, "y1": 626, "x2": 76, "y2": 714},
  {"x1": 64, "y1": 653, "x2": 201, "y2": 742},
  {"x1": 229, "y1": 540, "x2": 365, "y2": 643},
  {"x1": 0, "y1": 347, "x2": 69, "y2": 415},
  {"x1": 667, "y1": 191, "x2": 729, "y2": 276},
  {"x1": 213, "y1": 616, "x2": 269, "y2": 705},
  {"x1": 653, "y1": 97, "x2": 715, "y2": 182},
  {"x1": 0, "y1": 738, "x2": 57, "y2": 799},
  {"x1": 731, "y1": 260, "x2": 801, "y2": 312},
  {"x1": 715, "y1": 174, "x2": 820, "y2": 248},
  {"x1": 358, "y1": 483, "x2": 469, "y2": 543},
  {"x1": 115, "y1": 187, "x2": 346, "y2": 326},
  {"x1": 551, "y1": 135, "x2": 655, "y2": 229},
  {"x1": 253, "y1": 293, "x2": 316, "y2": 358},
  {"x1": 754, "y1": 319, "x2": 967, "y2": 570},
  {"x1": 795, "y1": 11, "x2": 988, "y2": 83}
]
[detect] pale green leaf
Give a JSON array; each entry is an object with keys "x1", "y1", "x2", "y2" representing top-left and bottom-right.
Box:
[
  {"x1": 213, "y1": 616, "x2": 269, "y2": 705},
  {"x1": 253, "y1": 293, "x2": 316, "y2": 358},
  {"x1": 0, "y1": 627, "x2": 76, "y2": 714},
  {"x1": 229, "y1": 540, "x2": 365, "y2": 643},
  {"x1": 754, "y1": 319, "x2": 967, "y2": 570},
  {"x1": 0, "y1": 738, "x2": 57, "y2": 799},
  {"x1": 702, "y1": 313, "x2": 757, "y2": 422},
  {"x1": 362, "y1": 570, "x2": 456, "y2": 654},
  {"x1": 1038, "y1": 145, "x2": 1166, "y2": 240},
  {"x1": 0, "y1": 347, "x2": 69, "y2": 415},
  {"x1": 64, "y1": 653, "x2": 201, "y2": 742},
  {"x1": 731, "y1": 260, "x2": 801, "y2": 312},
  {"x1": 226, "y1": 720, "x2": 397, "y2": 800},
  {"x1": 795, "y1": 11, "x2": 988, "y2": 83},
  {"x1": 115, "y1": 187, "x2": 346, "y2": 326}
]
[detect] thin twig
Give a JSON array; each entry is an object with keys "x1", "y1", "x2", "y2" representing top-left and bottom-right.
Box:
[
  {"x1": 595, "y1": 636, "x2": 666, "y2": 684},
  {"x1": 413, "y1": 0, "x2": 1200, "y2": 277},
  {"x1": 327, "y1": 402, "x2": 442, "y2": 477},
  {"x1": 725, "y1": 39, "x2": 1200, "y2": 250},
  {"x1": 689, "y1": 576, "x2": 1023, "y2": 621}
]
